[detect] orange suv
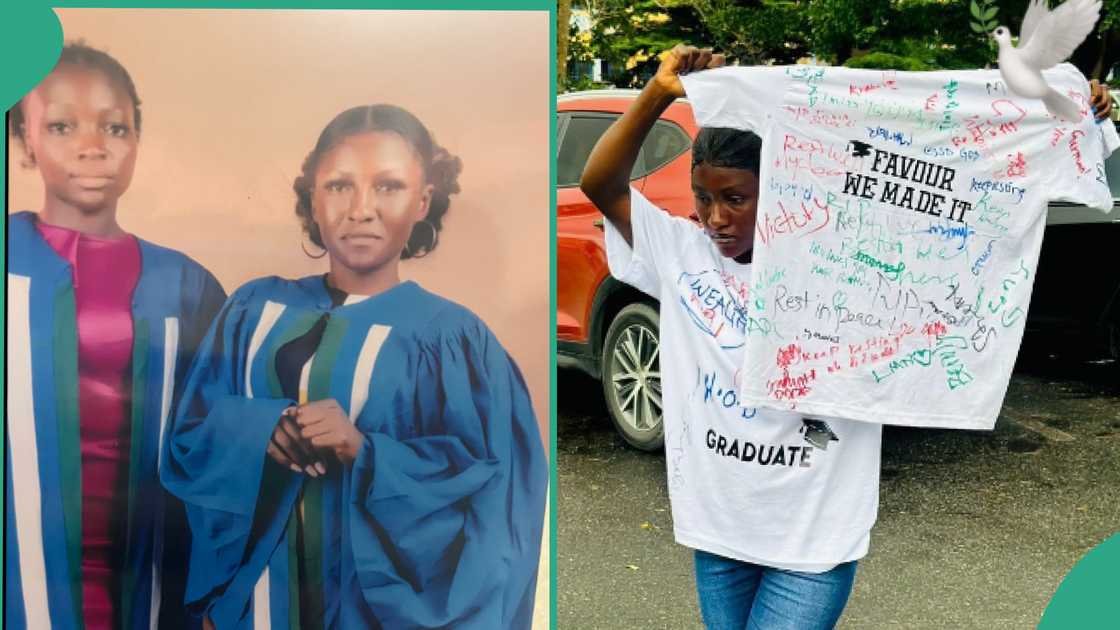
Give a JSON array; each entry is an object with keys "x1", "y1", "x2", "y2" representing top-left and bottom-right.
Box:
[{"x1": 557, "y1": 90, "x2": 698, "y2": 450}]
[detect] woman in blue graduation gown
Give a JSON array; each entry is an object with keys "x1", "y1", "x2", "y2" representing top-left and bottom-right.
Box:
[
  {"x1": 7, "y1": 44, "x2": 224, "y2": 630},
  {"x1": 161, "y1": 104, "x2": 548, "y2": 629}
]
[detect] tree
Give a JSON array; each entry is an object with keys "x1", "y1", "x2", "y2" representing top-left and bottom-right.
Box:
[
  {"x1": 692, "y1": 0, "x2": 812, "y2": 65},
  {"x1": 1070, "y1": 0, "x2": 1120, "y2": 81},
  {"x1": 807, "y1": 0, "x2": 892, "y2": 64},
  {"x1": 559, "y1": 0, "x2": 573, "y2": 91},
  {"x1": 568, "y1": 0, "x2": 714, "y2": 88},
  {"x1": 565, "y1": 0, "x2": 1120, "y2": 86}
]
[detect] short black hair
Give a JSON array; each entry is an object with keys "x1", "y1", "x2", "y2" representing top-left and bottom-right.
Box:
[
  {"x1": 293, "y1": 104, "x2": 462, "y2": 259},
  {"x1": 9, "y1": 41, "x2": 142, "y2": 152},
  {"x1": 691, "y1": 127, "x2": 762, "y2": 176}
]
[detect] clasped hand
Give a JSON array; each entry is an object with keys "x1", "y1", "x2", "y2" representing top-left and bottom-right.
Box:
[{"x1": 266, "y1": 399, "x2": 364, "y2": 475}]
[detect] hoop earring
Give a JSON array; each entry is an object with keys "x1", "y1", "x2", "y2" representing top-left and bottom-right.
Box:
[
  {"x1": 301, "y1": 237, "x2": 328, "y2": 259},
  {"x1": 405, "y1": 219, "x2": 439, "y2": 259}
]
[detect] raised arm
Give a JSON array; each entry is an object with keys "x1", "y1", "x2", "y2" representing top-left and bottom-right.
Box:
[
  {"x1": 1090, "y1": 79, "x2": 1113, "y2": 120},
  {"x1": 579, "y1": 44, "x2": 725, "y2": 245}
]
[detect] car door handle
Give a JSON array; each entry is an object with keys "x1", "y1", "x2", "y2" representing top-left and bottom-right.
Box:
[{"x1": 593, "y1": 218, "x2": 604, "y2": 230}]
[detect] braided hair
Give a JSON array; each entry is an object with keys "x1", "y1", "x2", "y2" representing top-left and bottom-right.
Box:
[
  {"x1": 691, "y1": 127, "x2": 762, "y2": 175},
  {"x1": 293, "y1": 104, "x2": 462, "y2": 259}
]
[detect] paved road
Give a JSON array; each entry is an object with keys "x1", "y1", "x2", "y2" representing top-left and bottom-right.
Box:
[{"x1": 557, "y1": 340, "x2": 1120, "y2": 629}]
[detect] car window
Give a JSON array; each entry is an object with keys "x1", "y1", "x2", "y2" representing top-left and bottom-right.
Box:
[
  {"x1": 1106, "y1": 124, "x2": 1120, "y2": 199},
  {"x1": 557, "y1": 114, "x2": 617, "y2": 187},
  {"x1": 556, "y1": 112, "x2": 569, "y2": 147},
  {"x1": 640, "y1": 120, "x2": 691, "y2": 176}
]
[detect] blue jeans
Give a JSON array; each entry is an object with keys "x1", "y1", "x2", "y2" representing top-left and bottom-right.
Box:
[{"x1": 694, "y1": 550, "x2": 857, "y2": 630}]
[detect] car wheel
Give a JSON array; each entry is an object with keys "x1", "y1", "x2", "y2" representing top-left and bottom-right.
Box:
[{"x1": 600, "y1": 302, "x2": 663, "y2": 451}]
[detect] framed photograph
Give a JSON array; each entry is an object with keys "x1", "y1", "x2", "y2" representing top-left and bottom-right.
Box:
[{"x1": 6, "y1": 7, "x2": 550, "y2": 628}]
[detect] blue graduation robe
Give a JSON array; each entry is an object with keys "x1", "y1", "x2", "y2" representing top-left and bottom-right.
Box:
[
  {"x1": 161, "y1": 276, "x2": 547, "y2": 629},
  {"x1": 6, "y1": 211, "x2": 227, "y2": 630}
]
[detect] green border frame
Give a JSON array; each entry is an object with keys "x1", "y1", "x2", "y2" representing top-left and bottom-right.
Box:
[{"x1": 1, "y1": 1, "x2": 558, "y2": 628}]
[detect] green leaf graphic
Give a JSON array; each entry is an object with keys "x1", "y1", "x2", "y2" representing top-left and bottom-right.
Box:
[
  {"x1": 0, "y1": 4, "x2": 61, "y2": 113},
  {"x1": 1039, "y1": 533, "x2": 1120, "y2": 629}
]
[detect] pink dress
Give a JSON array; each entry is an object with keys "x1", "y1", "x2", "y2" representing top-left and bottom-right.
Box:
[{"x1": 38, "y1": 220, "x2": 141, "y2": 630}]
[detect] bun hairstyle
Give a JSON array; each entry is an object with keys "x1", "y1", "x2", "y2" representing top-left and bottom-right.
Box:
[
  {"x1": 691, "y1": 127, "x2": 762, "y2": 176},
  {"x1": 9, "y1": 41, "x2": 143, "y2": 164},
  {"x1": 293, "y1": 104, "x2": 463, "y2": 259}
]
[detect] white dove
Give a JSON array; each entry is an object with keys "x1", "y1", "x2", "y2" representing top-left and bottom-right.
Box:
[{"x1": 992, "y1": 0, "x2": 1102, "y2": 121}]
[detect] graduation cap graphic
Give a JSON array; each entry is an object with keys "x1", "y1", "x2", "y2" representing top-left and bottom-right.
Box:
[
  {"x1": 801, "y1": 419, "x2": 840, "y2": 450},
  {"x1": 847, "y1": 140, "x2": 872, "y2": 158}
]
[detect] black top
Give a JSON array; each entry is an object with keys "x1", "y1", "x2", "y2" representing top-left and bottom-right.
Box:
[{"x1": 274, "y1": 277, "x2": 348, "y2": 399}]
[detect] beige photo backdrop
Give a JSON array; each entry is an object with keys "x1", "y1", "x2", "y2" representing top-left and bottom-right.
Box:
[{"x1": 7, "y1": 8, "x2": 551, "y2": 628}]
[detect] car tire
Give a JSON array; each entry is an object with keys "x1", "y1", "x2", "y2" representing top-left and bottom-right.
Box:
[{"x1": 600, "y1": 302, "x2": 664, "y2": 451}]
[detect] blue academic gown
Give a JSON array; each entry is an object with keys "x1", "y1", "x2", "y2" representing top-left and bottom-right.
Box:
[
  {"x1": 161, "y1": 276, "x2": 547, "y2": 630},
  {"x1": 6, "y1": 211, "x2": 226, "y2": 630}
]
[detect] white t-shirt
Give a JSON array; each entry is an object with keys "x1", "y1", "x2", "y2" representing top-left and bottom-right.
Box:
[
  {"x1": 605, "y1": 189, "x2": 883, "y2": 572},
  {"x1": 682, "y1": 65, "x2": 1119, "y2": 430}
]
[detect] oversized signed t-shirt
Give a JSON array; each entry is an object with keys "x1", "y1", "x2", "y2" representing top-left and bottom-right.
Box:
[
  {"x1": 605, "y1": 190, "x2": 882, "y2": 573},
  {"x1": 681, "y1": 64, "x2": 1118, "y2": 429}
]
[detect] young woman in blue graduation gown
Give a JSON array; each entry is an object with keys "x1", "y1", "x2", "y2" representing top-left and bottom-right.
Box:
[
  {"x1": 161, "y1": 104, "x2": 548, "y2": 629},
  {"x1": 7, "y1": 43, "x2": 224, "y2": 630}
]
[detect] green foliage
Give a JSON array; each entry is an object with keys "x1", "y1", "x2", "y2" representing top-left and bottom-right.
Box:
[
  {"x1": 1103, "y1": 0, "x2": 1120, "y2": 30},
  {"x1": 569, "y1": 0, "x2": 711, "y2": 88},
  {"x1": 844, "y1": 51, "x2": 932, "y2": 71},
  {"x1": 968, "y1": 0, "x2": 1000, "y2": 60},
  {"x1": 969, "y1": 0, "x2": 1000, "y2": 34},
  {"x1": 566, "y1": 75, "x2": 604, "y2": 92},
  {"x1": 692, "y1": 0, "x2": 811, "y2": 65},
  {"x1": 807, "y1": 0, "x2": 892, "y2": 63},
  {"x1": 566, "y1": 0, "x2": 1119, "y2": 90},
  {"x1": 888, "y1": 0, "x2": 991, "y2": 68}
]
